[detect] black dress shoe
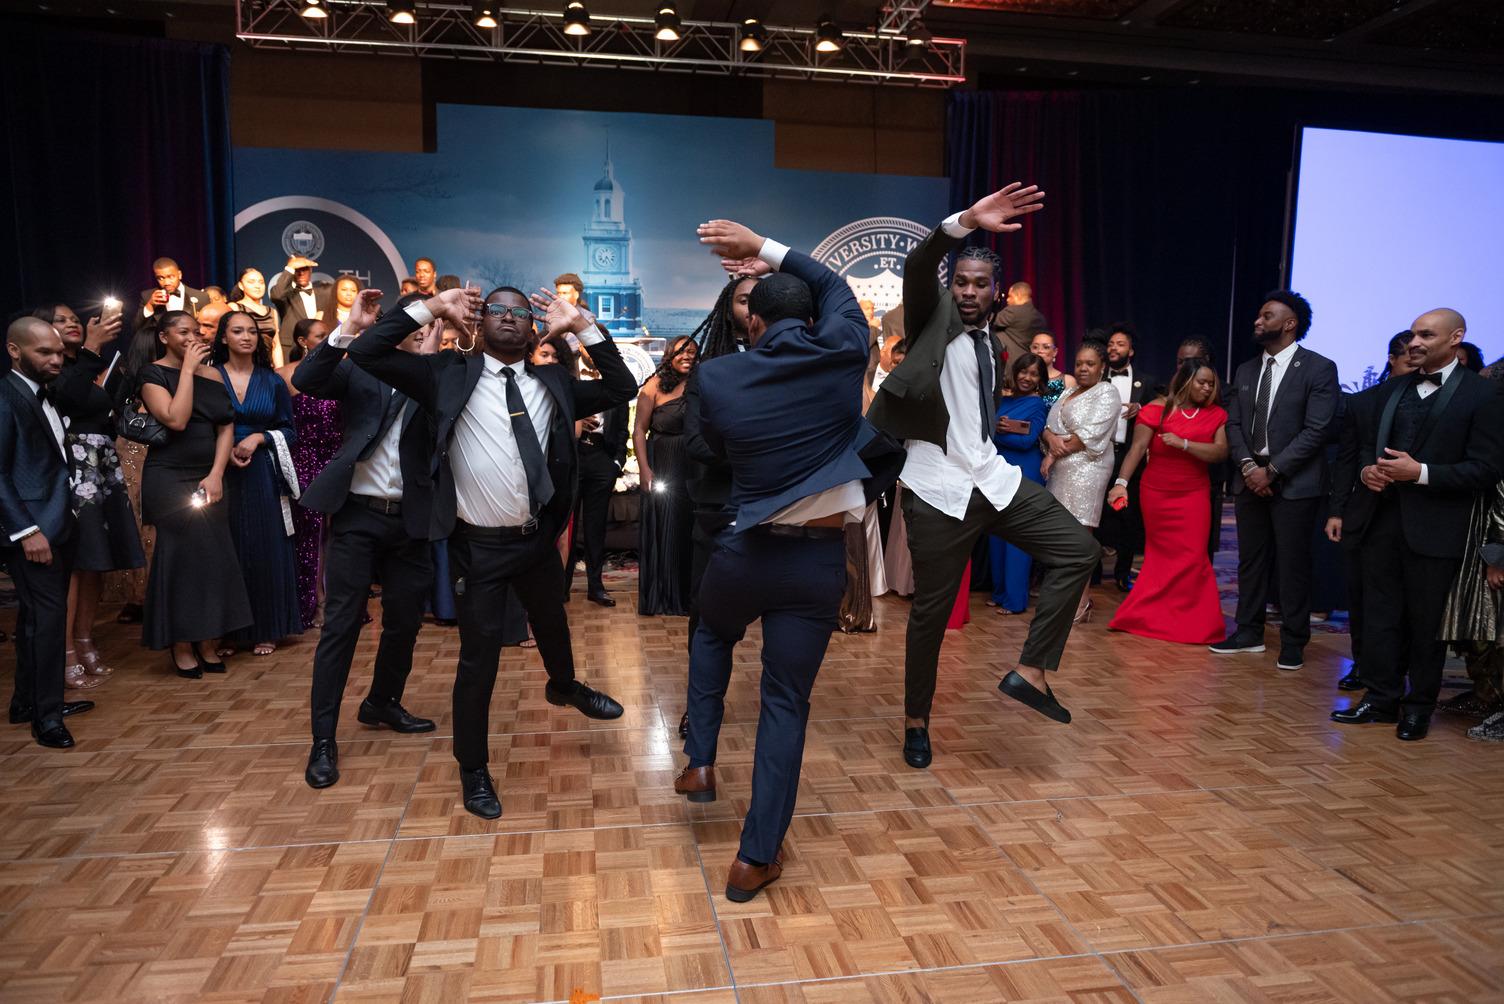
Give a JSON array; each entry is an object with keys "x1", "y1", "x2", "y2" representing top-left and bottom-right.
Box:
[
  {"x1": 1396, "y1": 712, "x2": 1431, "y2": 741},
  {"x1": 902, "y1": 727, "x2": 932, "y2": 769},
  {"x1": 460, "y1": 767, "x2": 502, "y2": 819},
  {"x1": 9, "y1": 700, "x2": 94, "y2": 725},
  {"x1": 587, "y1": 590, "x2": 617, "y2": 608},
  {"x1": 305, "y1": 738, "x2": 339, "y2": 788},
  {"x1": 33, "y1": 722, "x2": 75, "y2": 748},
  {"x1": 432, "y1": 617, "x2": 457, "y2": 627},
  {"x1": 1330, "y1": 702, "x2": 1398, "y2": 725},
  {"x1": 998, "y1": 670, "x2": 1072, "y2": 724},
  {"x1": 545, "y1": 680, "x2": 624, "y2": 720},
  {"x1": 357, "y1": 697, "x2": 436, "y2": 733},
  {"x1": 1337, "y1": 670, "x2": 1365, "y2": 692}
]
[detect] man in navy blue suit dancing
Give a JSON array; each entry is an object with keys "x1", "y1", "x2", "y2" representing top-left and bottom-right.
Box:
[{"x1": 672, "y1": 218, "x2": 903, "y2": 903}]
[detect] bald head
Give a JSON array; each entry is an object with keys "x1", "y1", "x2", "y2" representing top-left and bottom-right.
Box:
[
  {"x1": 7, "y1": 316, "x2": 55, "y2": 348},
  {"x1": 1414, "y1": 307, "x2": 1466, "y2": 335},
  {"x1": 197, "y1": 301, "x2": 228, "y2": 343},
  {"x1": 7, "y1": 316, "x2": 65, "y2": 383}
]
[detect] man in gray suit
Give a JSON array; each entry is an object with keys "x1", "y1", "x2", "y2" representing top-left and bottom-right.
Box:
[
  {"x1": 990, "y1": 281, "x2": 1047, "y2": 393},
  {"x1": 1211, "y1": 290, "x2": 1339, "y2": 672}
]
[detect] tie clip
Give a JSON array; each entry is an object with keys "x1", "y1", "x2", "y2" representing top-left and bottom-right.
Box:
[{"x1": 510, "y1": 411, "x2": 525, "y2": 417}]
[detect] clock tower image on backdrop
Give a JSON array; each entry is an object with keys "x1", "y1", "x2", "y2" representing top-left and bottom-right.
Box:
[{"x1": 581, "y1": 153, "x2": 646, "y2": 337}]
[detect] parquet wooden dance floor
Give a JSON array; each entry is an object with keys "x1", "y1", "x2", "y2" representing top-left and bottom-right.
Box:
[{"x1": 2, "y1": 568, "x2": 1502, "y2": 1003}]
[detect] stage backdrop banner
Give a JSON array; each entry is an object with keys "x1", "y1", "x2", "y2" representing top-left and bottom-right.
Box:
[{"x1": 234, "y1": 104, "x2": 948, "y2": 343}]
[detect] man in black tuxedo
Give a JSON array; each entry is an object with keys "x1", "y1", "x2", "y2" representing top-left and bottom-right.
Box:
[
  {"x1": 1330, "y1": 309, "x2": 1504, "y2": 740},
  {"x1": 1325, "y1": 333, "x2": 1417, "y2": 693},
  {"x1": 572, "y1": 394, "x2": 628, "y2": 606},
  {"x1": 346, "y1": 284, "x2": 636, "y2": 818},
  {"x1": 1212, "y1": 291, "x2": 1339, "y2": 672},
  {"x1": 2, "y1": 318, "x2": 90, "y2": 748},
  {"x1": 294, "y1": 289, "x2": 440, "y2": 789},
  {"x1": 270, "y1": 255, "x2": 336, "y2": 358},
  {"x1": 1097, "y1": 324, "x2": 1158, "y2": 590},
  {"x1": 136, "y1": 257, "x2": 204, "y2": 330}
]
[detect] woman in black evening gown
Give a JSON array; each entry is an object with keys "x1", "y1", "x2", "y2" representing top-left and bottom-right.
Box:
[
  {"x1": 634, "y1": 335, "x2": 698, "y2": 616},
  {"x1": 126, "y1": 311, "x2": 252, "y2": 676}
]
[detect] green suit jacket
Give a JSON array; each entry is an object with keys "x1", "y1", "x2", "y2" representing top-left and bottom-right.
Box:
[{"x1": 866, "y1": 223, "x2": 967, "y2": 451}]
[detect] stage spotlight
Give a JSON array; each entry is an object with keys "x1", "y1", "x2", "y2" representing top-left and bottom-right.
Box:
[
  {"x1": 814, "y1": 17, "x2": 842, "y2": 53},
  {"x1": 472, "y1": 3, "x2": 498, "y2": 29},
  {"x1": 387, "y1": 1, "x2": 416, "y2": 26},
  {"x1": 300, "y1": 0, "x2": 327, "y2": 19},
  {"x1": 905, "y1": 22, "x2": 931, "y2": 49},
  {"x1": 655, "y1": 4, "x2": 681, "y2": 41},
  {"x1": 739, "y1": 17, "x2": 765, "y2": 52},
  {"x1": 562, "y1": 1, "x2": 591, "y2": 36}
]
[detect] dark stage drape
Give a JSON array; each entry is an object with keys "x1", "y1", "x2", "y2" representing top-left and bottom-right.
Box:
[
  {"x1": 0, "y1": 25, "x2": 234, "y2": 320},
  {"x1": 947, "y1": 87, "x2": 1504, "y2": 383}
]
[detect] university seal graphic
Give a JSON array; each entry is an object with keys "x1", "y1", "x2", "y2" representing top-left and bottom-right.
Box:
[
  {"x1": 281, "y1": 220, "x2": 327, "y2": 260},
  {"x1": 811, "y1": 216, "x2": 932, "y2": 315}
]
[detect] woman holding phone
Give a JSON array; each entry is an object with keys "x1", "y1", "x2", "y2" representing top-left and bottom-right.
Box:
[
  {"x1": 124, "y1": 310, "x2": 252, "y2": 676},
  {"x1": 987, "y1": 353, "x2": 1051, "y2": 614},
  {"x1": 1106, "y1": 359, "x2": 1228, "y2": 644}
]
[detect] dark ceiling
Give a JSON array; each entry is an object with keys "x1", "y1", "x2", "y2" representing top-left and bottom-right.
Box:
[{"x1": 3, "y1": 0, "x2": 1500, "y2": 93}]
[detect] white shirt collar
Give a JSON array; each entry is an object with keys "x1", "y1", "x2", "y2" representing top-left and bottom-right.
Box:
[
  {"x1": 482, "y1": 354, "x2": 526, "y2": 378},
  {"x1": 1264, "y1": 340, "x2": 1299, "y2": 367}
]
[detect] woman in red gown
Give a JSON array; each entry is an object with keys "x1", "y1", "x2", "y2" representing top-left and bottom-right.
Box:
[{"x1": 1108, "y1": 360, "x2": 1228, "y2": 644}]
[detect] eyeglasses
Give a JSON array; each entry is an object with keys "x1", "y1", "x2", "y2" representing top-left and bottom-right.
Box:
[{"x1": 481, "y1": 304, "x2": 533, "y2": 320}]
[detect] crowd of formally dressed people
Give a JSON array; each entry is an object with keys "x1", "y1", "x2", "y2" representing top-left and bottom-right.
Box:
[{"x1": 4, "y1": 183, "x2": 1503, "y2": 902}]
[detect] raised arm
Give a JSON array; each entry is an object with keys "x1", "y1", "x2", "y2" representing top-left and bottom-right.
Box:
[
  {"x1": 528, "y1": 289, "x2": 636, "y2": 418},
  {"x1": 344, "y1": 288, "x2": 476, "y2": 413},
  {"x1": 292, "y1": 339, "x2": 353, "y2": 400}
]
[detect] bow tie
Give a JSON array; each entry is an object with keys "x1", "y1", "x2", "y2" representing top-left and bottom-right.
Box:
[
  {"x1": 34, "y1": 385, "x2": 50, "y2": 405},
  {"x1": 1108, "y1": 367, "x2": 1129, "y2": 378},
  {"x1": 1416, "y1": 371, "x2": 1443, "y2": 386}
]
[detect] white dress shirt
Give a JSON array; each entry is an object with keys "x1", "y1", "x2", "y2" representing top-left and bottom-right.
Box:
[
  {"x1": 348, "y1": 388, "x2": 404, "y2": 501},
  {"x1": 283, "y1": 268, "x2": 320, "y2": 320},
  {"x1": 895, "y1": 212, "x2": 1023, "y2": 520},
  {"x1": 7, "y1": 371, "x2": 67, "y2": 542},
  {"x1": 142, "y1": 287, "x2": 186, "y2": 318},
  {"x1": 1411, "y1": 355, "x2": 1459, "y2": 486},
  {"x1": 1253, "y1": 340, "x2": 1299, "y2": 456},
  {"x1": 452, "y1": 353, "x2": 553, "y2": 527},
  {"x1": 1108, "y1": 363, "x2": 1134, "y2": 444}
]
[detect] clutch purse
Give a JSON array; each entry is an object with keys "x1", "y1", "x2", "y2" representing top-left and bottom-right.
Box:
[{"x1": 117, "y1": 395, "x2": 169, "y2": 447}]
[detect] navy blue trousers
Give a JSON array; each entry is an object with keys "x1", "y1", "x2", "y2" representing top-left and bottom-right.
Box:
[{"x1": 683, "y1": 529, "x2": 846, "y2": 866}]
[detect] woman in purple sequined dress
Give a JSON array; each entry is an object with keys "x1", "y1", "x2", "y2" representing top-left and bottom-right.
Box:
[{"x1": 279, "y1": 320, "x2": 343, "y2": 629}]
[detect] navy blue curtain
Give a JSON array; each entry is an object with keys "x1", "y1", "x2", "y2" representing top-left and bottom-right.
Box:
[
  {"x1": 0, "y1": 25, "x2": 234, "y2": 319},
  {"x1": 947, "y1": 87, "x2": 1504, "y2": 381}
]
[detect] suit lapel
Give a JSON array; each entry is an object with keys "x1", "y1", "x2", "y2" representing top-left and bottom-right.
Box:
[
  {"x1": 1409, "y1": 366, "x2": 1465, "y2": 455},
  {"x1": 6, "y1": 372, "x2": 63, "y2": 461},
  {"x1": 1374, "y1": 373, "x2": 1412, "y2": 461},
  {"x1": 1265, "y1": 347, "x2": 1304, "y2": 418}
]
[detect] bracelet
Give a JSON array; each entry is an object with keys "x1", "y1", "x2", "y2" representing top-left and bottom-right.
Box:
[
  {"x1": 1180, "y1": 438, "x2": 1189, "y2": 451},
  {"x1": 1114, "y1": 478, "x2": 1128, "y2": 488}
]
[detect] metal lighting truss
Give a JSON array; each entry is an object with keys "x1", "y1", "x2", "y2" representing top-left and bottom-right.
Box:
[{"x1": 234, "y1": 2, "x2": 965, "y2": 87}]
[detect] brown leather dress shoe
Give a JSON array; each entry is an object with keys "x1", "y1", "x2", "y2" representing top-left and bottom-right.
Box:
[
  {"x1": 726, "y1": 855, "x2": 783, "y2": 903},
  {"x1": 674, "y1": 765, "x2": 716, "y2": 803}
]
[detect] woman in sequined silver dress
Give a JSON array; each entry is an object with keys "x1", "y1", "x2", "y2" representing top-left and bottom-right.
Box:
[{"x1": 1041, "y1": 338, "x2": 1121, "y2": 622}]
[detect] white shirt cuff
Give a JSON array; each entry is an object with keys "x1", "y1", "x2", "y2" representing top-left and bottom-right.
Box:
[
  {"x1": 758, "y1": 238, "x2": 790, "y2": 271},
  {"x1": 941, "y1": 212, "x2": 975, "y2": 238},
  {"x1": 326, "y1": 328, "x2": 355, "y2": 349},
  {"x1": 8, "y1": 526, "x2": 39, "y2": 543},
  {"x1": 577, "y1": 323, "x2": 606, "y2": 347},
  {"x1": 405, "y1": 301, "x2": 436, "y2": 326},
  {"x1": 1418, "y1": 463, "x2": 1429, "y2": 486}
]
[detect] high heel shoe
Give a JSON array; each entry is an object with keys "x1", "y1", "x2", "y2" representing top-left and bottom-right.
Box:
[
  {"x1": 172, "y1": 653, "x2": 203, "y2": 679},
  {"x1": 1072, "y1": 599, "x2": 1094, "y2": 625},
  {"x1": 64, "y1": 660, "x2": 104, "y2": 691},
  {"x1": 76, "y1": 639, "x2": 114, "y2": 678}
]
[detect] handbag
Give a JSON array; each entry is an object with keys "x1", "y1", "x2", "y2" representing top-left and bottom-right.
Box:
[{"x1": 117, "y1": 394, "x2": 169, "y2": 447}]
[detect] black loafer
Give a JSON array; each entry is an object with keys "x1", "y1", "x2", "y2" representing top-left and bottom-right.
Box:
[
  {"x1": 1337, "y1": 670, "x2": 1365, "y2": 692},
  {"x1": 545, "y1": 680, "x2": 624, "y2": 720},
  {"x1": 9, "y1": 700, "x2": 94, "y2": 725},
  {"x1": 587, "y1": 591, "x2": 617, "y2": 608},
  {"x1": 357, "y1": 697, "x2": 436, "y2": 733},
  {"x1": 305, "y1": 738, "x2": 339, "y2": 789},
  {"x1": 1396, "y1": 712, "x2": 1431, "y2": 742},
  {"x1": 460, "y1": 767, "x2": 502, "y2": 819},
  {"x1": 1330, "y1": 702, "x2": 1398, "y2": 725},
  {"x1": 902, "y1": 727, "x2": 932, "y2": 769},
  {"x1": 998, "y1": 670, "x2": 1072, "y2": 724},
  {"x1": 33, "y1": 722, "x2": 75, "y2": 748}
]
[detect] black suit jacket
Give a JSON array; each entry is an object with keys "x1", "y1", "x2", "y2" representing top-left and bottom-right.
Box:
[
  {"x1": 293, "y1": 339, "x2": 436, "y2": 540},
  {"x1": 1109, "y1": 363, "x2": 1160, "y2": 455},
  {"x1": 1224, "y1": 344, "x2": 1340, "y2": 500},
  {"x1": 588, "y1": 400, "x2": 630, "y2": 470},
  {"x1": 269, "y1": 271, "x2": 337, "y2": 352},
  {"x1": 0, "y1": 372, "x2": 74, "y2": 547},
  {"x1": 345, "y1": 310, "x2": 637, "y2": 540},
  {"x1": 1334, "y1": 367, "x2": 1504, "y2": 559},
  {"x1": 136, "y1": 284, "x2": 205, "y2": 329}
]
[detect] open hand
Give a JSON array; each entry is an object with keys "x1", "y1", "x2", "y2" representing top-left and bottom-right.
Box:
[
  {"x1": 529, "y1": 287, "x2": 590, "y2": 336},
  {"x1": 286, "y1": 255, "x2": 318, "y2": 270},
  {"x1": 697, "y1": 219, "x2": 764, "y2": 261},
  {"x1": 428, "y1": 287, "x2": 482, "y2": 329},
  {"x1": 721, "y1": 257, "x2": 772, "y2": 279},
  {"x1": 959, "y1": 182, "x2": 1046, "y2": 233},
  {"x1": 348, "y1": 288, "x2": 383, "y2": 332}
]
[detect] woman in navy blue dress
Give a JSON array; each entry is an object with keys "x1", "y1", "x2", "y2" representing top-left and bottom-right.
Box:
[
  {"x1": 213, "y1": 310, "x2": 303, "y2": 655},
  {"x1": 987, "y1": 354, "x2": 1051, "y2": 614}
]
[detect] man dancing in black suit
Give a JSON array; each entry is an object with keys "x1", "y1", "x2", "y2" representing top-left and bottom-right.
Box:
[
  {"x1": 345, "y1": 283, "x2": 636, "y2": 818},
  {"x1": 1330, "y1": 308, "x2": 1504, "y2": 740}
]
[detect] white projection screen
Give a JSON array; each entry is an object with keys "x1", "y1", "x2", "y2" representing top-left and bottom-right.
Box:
[{"x1": 1289, "y1": 126, "x2": 1504, "y2": 391}]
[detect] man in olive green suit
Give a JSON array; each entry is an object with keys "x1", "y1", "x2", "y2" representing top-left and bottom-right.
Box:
[{"x1": 868, "y1": 184, "x2": 1100, "y2": 770}]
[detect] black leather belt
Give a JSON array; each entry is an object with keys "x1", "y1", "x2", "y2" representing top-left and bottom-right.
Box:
[
  {"x1": 457, "y1": 518, "x2": 539, "y2": 539},
  {"x1": 753, "y1": 523, "x2": 845, "y2": 541},
  {"x1": 351, "y1": 493, "x2": 402, "y2": 516}
]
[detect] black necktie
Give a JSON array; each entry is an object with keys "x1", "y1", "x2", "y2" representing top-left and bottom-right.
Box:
[
  {"x1": 970, "y1": 329, "x2": 993, "y2": 442},
  {"x1": 1251, "y1": 356, "x2": 1276, "y2": 454},
  {"x1": 1416, "y1": 371, "x2": 1443, "y2": 386},
  {"x1": 501, "y1": 366, "x2": 554, "y2": 517}
]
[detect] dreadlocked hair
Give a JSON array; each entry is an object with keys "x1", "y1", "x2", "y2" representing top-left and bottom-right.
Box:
[
  {"x1": 956, "y1": 244, "x2": 1002, "y2": 282},
  {"x1": 653, "y1": 335, "x2": 699, "y2": 394},
  {"x1": 691, "y1": 276, "x2": 754, "y2": 363}
]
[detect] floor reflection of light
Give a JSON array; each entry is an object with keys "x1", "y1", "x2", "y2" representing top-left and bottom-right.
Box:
[{"x1": 205, "y1": 827, "x2": 231, "y2": 851}]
